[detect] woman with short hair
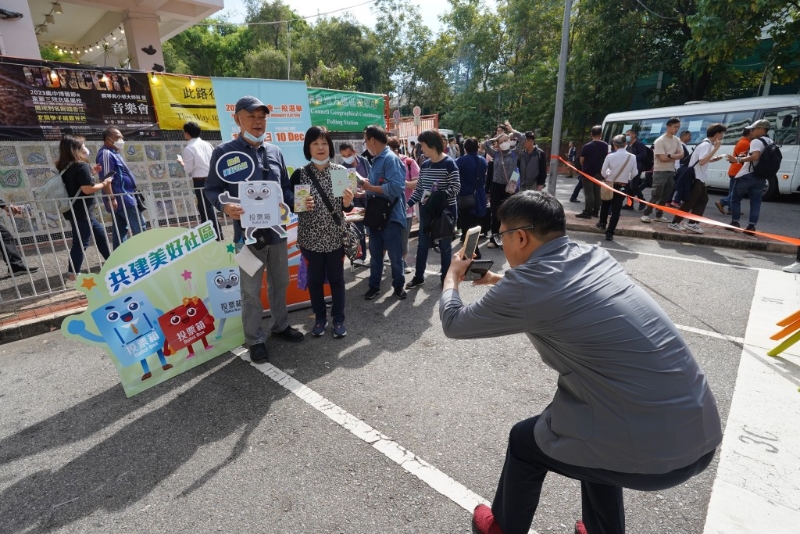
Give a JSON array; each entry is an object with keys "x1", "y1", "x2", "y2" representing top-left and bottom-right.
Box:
[
  {"x1": 405, "y1": 129, "x2": 461, "y2": 289},
  {"x1": 290, "y1": 126, "x2": 355, "y2": 338}
]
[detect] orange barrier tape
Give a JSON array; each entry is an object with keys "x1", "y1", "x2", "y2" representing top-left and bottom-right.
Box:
[{"x1": 552, "y1": 156, "x2": 800, "y2": 248}]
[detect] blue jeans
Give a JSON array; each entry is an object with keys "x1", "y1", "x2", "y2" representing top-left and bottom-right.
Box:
[
  {"x1": 67, "y1": 216, "x2": 111, "y2": 273},
  {"x1": 112, "y1": 204, "x2": 145, "y2": 249},
  {"x1": 730, "y1": 173, "x2": 765, "y2": 226},
  {"x1": 415, "y1": 206, "x2": 456, "y2": 281},
  {"x1": 719, "y1": 176, "x2": 735, "y2": 208},
  {"x1": 301, "y1": 247, "x2": 346, "y2": 324},
  {"x1": 368, "y1": 221, "x2": 405, "y2": 291}
]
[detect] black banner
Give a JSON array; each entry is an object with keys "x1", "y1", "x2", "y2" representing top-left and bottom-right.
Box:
[{"x1": 0, "y1": 57, "x2": 160, "y2": 140}]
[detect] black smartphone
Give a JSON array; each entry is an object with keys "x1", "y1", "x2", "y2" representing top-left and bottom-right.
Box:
[
  {"x1": 101, "y1": 171, "x2": 115, "y2": 180},
  {"x1": 464, "y1": 259, "x2": 494, "y2": 281}
]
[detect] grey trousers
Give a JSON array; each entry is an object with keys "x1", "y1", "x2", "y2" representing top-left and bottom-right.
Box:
[
  {"x1": 238, "y1": 241, "x2": 290, "y2": 346},
  {"x1": 642, "y1": 170, "x2": 675, "y2": 218},
  {"x1": 582, "y1": 174, "x2": 601, "y2": 215}
]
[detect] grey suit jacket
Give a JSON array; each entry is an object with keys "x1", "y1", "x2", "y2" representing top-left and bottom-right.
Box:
[{"x1": 440, "y1": 237, "x2": 722, "y2": 474}]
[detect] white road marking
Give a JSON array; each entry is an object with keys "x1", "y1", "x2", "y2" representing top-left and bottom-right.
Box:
[
  {"x1": 674, "y1": 324, "x2": 745, "y2": 344},
  {"x1": 231, "y1": 346, "x2": 538, "y2": 534},
  {"x1": 703, "y1": 269, "x2": 800, "y2": 533},
  {"x1": 603, "y1": 246, "x2": 763, "y2": 271}
]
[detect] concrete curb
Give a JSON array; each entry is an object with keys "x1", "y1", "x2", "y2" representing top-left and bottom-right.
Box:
[
  {"x1": 565, "y1": 221, "x2": 795, "y2": 254},
  {"x1": 0, "y1": 301, "x2": 87, "y2": 344}
]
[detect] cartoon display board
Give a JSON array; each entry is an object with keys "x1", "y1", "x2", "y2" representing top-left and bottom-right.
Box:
[
  {"x1": 62, "y1": 222, "x2": 245, "y2": 397},
  {"x1": 210, "y1": 77, "x2": 313, "y2": 175},
  {"x1": 213, "y1": 149, "x2": 291, "y2": 244}
]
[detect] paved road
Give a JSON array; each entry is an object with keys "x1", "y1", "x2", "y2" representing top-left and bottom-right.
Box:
[{"x1": 1, "y1": 229, "x2": 798, "y2": 533}]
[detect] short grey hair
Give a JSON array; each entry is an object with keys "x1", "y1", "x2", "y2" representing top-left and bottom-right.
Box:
[{"x1": 612, "y1": 134, "x2": 626, "y2": 147}]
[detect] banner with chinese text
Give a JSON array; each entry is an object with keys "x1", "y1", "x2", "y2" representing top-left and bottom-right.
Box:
[
  {"x1": 149, "y1": 73, "x2": 219, "y2": 131},
  {"x1": 0, "y1": 57, "x2": 159, "y2": 140},
  {"x1": 210, "y1": 77, "x2": 313, "y2": 175},
  {"x1": 62, "y1": 222, "x2": 244, "y2": 397},
  {"x1": 307, "y1": 88, "x2": 385, "y2": 132}
]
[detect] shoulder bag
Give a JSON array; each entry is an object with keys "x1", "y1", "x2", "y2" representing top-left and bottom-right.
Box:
[
  {"x1": 601, "y1": 154, "x2": 633, "y2": 201},
  {"x1": 304, "y1": 165, "x2": 362, "y2": 262}
]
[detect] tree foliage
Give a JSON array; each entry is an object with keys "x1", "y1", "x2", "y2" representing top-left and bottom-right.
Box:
[{"x1": 160, "y1": 0, "x2": 796, "y2": 141}]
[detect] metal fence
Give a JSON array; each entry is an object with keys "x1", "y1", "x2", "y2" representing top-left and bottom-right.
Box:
[{"x1": 0, "y1": 184, "x2": 230, "y2": 302}]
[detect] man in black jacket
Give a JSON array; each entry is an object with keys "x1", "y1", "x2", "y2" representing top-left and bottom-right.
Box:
[
  {"x1": 624, "y1": 129, "x2": 648, "y2": 210},
  {"x1": 509, "y1": 126, "x2": 547, "y2": 191}
]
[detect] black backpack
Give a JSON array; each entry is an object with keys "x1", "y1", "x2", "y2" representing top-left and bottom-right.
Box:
[
  {"x1": 753, "y1": 136, "x2": 782, "y2": 179},
  {"x1": 643, "y1": 145, "x2": 654, "y2": 171}
]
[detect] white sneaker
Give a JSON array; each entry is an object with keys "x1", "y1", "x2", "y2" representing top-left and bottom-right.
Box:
[
  {"x1": 667, "y1": 222, "x2": 684, "y2": 232},
  {"x1": 684, "y1": 222, "x2": 704, "y2": 234},
  {"x1": 64, "y1": 277, "x2": 77, "y2": 289},
  {"x1": 640, "y1": 215, "x2": 651, "y2": 223},
  {"x1": 653, "y1": 216, "x2": 669, "y2": 223},
  {"x1": 783, "y1": 262, "x2": 800, "y2": 273}
]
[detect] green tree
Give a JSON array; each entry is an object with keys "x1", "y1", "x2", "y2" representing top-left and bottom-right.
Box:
[
  {"x1": 305, "y1": 61, "x2": 362, "y2": 90},
  {"x1": 687, "y1": 0, "x2": 800, "y2": 86}
]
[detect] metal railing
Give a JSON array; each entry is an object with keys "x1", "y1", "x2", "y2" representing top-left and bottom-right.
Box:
[{"x1": 0, "y1": 184, "x2": 230, "y2": 302}]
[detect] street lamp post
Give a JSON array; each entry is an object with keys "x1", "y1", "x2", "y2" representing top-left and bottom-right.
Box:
[{"x1": 547, "y1": 0, "x2": 574, "y2": 196}]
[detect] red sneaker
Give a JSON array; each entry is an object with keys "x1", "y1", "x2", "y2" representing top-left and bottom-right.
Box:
[
  {"x1": 574, "y1": 520, "x2": 588, "y2": 534},
  {"x1": 472, "y1": 504, "x2": 503, "y2": 534}
]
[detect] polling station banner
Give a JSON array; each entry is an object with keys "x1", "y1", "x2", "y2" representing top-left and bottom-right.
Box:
[
  {"x1": 0, "y1": 57, "x2": 159, "y2": 140},
  {"x1": 62, "y1": 222, "x2": 244, "y2": 397},
  {"x1": 149, "y1": 73, "x2": 220, "y2": 131},
  {"x1": 307, "y1": 88, "x2": 385, "y2": 132},
  {"x1": 210, "y1": 77, "x2": 313, "y2": 174}
]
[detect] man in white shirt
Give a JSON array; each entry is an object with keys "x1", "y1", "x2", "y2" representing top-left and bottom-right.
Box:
[
  {"x1": 179, "y1": 121, "x2": 223, "y2": 240},
  {"x1": 595, "y1": 135, "x2": 637, "y2": 241},
  {"x1": 668, "y1": 123, "x2": 726, "y2": 234},
  {"x1": 726, "y1": 119, "x2": 774, "y2": 235},
  {"x1": 641, "y1": 117, "x2": 684, "y2": 223}
]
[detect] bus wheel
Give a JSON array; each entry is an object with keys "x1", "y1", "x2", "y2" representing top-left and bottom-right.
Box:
[{"x1": 762, "y1": 176, "x2": 779, "y2": 201}]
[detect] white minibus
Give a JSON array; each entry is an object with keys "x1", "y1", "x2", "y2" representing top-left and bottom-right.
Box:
[{"x1": 602, "y1": 96, "x2": 799, "y2": 200}]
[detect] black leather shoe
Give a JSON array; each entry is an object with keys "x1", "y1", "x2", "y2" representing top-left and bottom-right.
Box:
[
  {"x1": 249, "y1": 343, "x2": 269, "y2": 364},
  {"x1": 11, "y1": 265, "x2": 38, "y2": 274},
  {"x1": 272, "y1": 325, "x2": 304, "y2": 342},
  {"x1": 574, "y1": 212, "x2": 592, "y2": 219}
]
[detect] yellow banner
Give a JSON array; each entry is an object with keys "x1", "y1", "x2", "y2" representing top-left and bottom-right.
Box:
[{"x1": 149, "y1": 74, "x2": 219, "y2": 130}]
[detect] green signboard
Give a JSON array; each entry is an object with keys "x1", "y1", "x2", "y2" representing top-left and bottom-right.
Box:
[{"x1": 307, "y1": 88, "x2": 385, "y2": 132}]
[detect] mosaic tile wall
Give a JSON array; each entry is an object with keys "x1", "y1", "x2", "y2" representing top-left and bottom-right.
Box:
[{"x1": 0, "y1": 140, "x2": 194, "y2": 236}]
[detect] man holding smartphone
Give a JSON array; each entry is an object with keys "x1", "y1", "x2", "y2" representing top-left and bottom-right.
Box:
[{"x1": 439, "y1": 191, "x2": 721, "y2": 534}]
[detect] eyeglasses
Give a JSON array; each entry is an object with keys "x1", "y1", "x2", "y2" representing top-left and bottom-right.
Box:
[{"x1": 497, "y1": 225, "x2": 535, "y2": 238}]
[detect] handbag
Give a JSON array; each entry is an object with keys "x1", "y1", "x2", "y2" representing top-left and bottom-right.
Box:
[
  {"x1": 363, "y1": 194, "x2": 398, "y2": 232},
  {"x1": 305, "y1": 165, "x2": 363, "y2": 262},
  {"x1": 134, "y1": 189, "x2": 147, "y2": 212},
  {"x1": 428, "y1": 209, "x2": 456, "y2": 241},
  {"x1": 600, "y1": 154, "x2": 633, "y2": 202},
  {"x1": 456, "y1": 192, "x2": 476, "y2": 210}
]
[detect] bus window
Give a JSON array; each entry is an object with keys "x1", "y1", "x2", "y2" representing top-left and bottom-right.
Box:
[
  {"x1": 637, "y1": 118, "x2": 670, "y2": 145},
  {"x1": 762, "y1": 108, "x2": 798, "y2": 145},
  {"x1": 722, "y1": 111, "x2": 755, "y2": 143},
  {"x1": 680, "y1": 114, "x2": 725, "y2": 144}
]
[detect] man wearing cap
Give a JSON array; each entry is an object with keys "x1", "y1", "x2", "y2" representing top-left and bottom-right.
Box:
[
  {"x1": 509, "y1": 125, "x2": 547, "y2": 192},
  {"x1": 725, "y1": 119, "x2": 773, "y2": 235},
  {"x1": 205, "y1": 96, "x2": 304, "y2": 364}
]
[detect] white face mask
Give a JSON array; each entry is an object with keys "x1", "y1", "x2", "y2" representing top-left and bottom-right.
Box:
[
  {"x1": 113, "y1": 139, "x2": 124, "y2": 151},
  {"x1": 341, "y1": 155, "x2": 355, "y2": 164},
  {"x1": 81, "y1": 145, "x2": 90, "y2": 156},
  {"x1": 499, "y1": 141, "x2": 511, "y2": 151},
  {"x1": 310, "y1": 157, "x2": 329, "y2": 165}
]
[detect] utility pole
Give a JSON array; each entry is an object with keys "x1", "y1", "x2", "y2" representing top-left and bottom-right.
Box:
[
  {"x1": 547, "y1": 0, "x2": 573, "y2": 196},
  {"x1": 287, "y1": 20, "x2": 291, "y2": 80}
]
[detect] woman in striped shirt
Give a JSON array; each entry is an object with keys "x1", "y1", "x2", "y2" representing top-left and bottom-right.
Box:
[{"x1": 405, "y1": 129, "x2": 461, "y2": 289}]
